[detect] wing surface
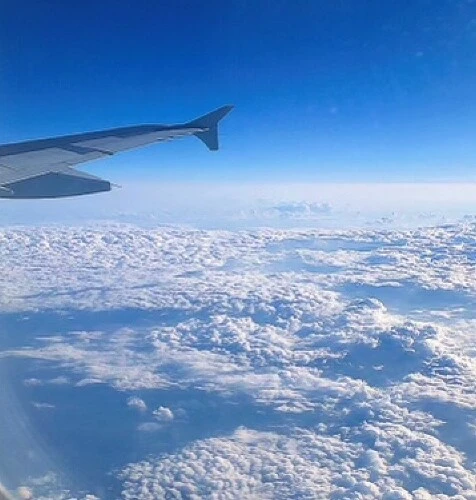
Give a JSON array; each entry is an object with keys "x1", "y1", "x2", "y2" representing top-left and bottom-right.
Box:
[
  {"x1": 0, "y1": 126, "x2": 197, "y2": 178},
  {"x1": 0, "y1": 105, "x2": 233, "y2": 199}
]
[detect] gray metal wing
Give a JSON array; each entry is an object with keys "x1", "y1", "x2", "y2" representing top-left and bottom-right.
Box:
[{"x1": 0, "y1": 105, "x2": 233, "y2": 199}]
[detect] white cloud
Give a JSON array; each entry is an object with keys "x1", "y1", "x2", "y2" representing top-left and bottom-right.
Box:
[
  {"x1": 248, "y1": 200, "x2": 333, "y2": 220},
  {"x1": 49, "y1": 376, "x2": 69, "y2": 385},
  {"x1": 23, "y1": 376, "x2": 69, "y2": 387},
  {"x1": 1, "y1": 222, "x2": 475, "y2": 498},
  {"x1": 14, "y1": 472, "x2": 98, "y2": 500},
  {"x1": 152, "y1": 406, "x2": 174, "y2": 422},
  {"x1": 119, "y1": 426, "x2": 475, "y2": 499},
  {"x1": 16, "y1": 486, "x2": 33, "y2": 499},
  {"x1": 32, "y1": 402, "x2": 55, "y2": 410},
  {"x1": 127, "y1": 396, "x2": 147, "y2": 412}
]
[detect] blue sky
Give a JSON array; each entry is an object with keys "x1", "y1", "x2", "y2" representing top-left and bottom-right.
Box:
[{"x1": 1, "y1": 0, "x2": 476, "y2": 181}]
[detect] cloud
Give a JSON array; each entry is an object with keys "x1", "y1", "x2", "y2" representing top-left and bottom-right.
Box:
[
  {"x1": 1, "y1": 222, "x2": 475, "y2": 498},
  {"x1": 16, "y1": 486, "x2": 33, "y2": 500},
  {"x1": 248, "y1": 201, "x2": 333, "y2": 219},
  {"x1": 119, "y1": 426, "x2": 475, "y2": 499},
  {"x1": 32, "y1": 402, "x2": 55, "y2": 410},
  {"x1": 137, "y1": 422, "x2": 162, "y2": 432},
  {"x1": 23, "y1": 376, "x2": 69, "y2": 387},
  {"x1": 49, "y1": 376, "x2": 69, "y2": 385},
  {"x1": 1, "y1": 223, "x2": 476, "y2": 314},
  {"x1": 23, "y1": 378, "x2": 43, "y2": 387},
  {"x1": 127, "y1": 396, "x2": 147, "y2": 412},
  {"x1": 14, "y1": 472, "x2": 98, "y2": 500},
  {"x1": 152, "y1": 406, "x2": 174, "y2": 422}
]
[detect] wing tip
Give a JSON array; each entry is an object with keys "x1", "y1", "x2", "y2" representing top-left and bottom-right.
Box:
[{"x1": 189, "y1": 105, "x2": 234, "y2": 151}]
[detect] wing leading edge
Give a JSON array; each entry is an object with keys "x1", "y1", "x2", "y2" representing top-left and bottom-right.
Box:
[{"x1": 0, "y1": 105, "x2": 233, "y2": 199}]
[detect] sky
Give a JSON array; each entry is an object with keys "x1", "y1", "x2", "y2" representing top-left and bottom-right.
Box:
[{"x1": 1, "y1": 0, "x2": 476, "y2": 182}]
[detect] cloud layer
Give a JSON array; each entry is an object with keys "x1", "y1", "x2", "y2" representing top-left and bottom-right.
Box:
[{"x1": 0, "y1": 222, "x2": 475, "y2": 498}]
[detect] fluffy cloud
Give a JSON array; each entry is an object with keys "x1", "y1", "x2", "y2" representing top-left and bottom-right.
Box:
[
  {"x1": 119, "y1": 426, "x2": 475, "y2": 499},
  {"x1": 14, "y1": 472, "x2": 98, "y2": 500},
  {"x1": 152, "y1": 406, "x2": 174, "y2": 422},
  {"x1": 1, "y1": 222, "x2": 475, "y2": 498},
  {"x1": 127, "y1": 396, "x2": 147, "y2": 412},
  {"x1": 248, "y1": 201, "x2": 333, "y2": 220}
]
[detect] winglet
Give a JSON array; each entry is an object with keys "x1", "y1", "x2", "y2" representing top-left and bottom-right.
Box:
[{"x1": 187, "y1": 105, "x2": 233, "y2": 151}]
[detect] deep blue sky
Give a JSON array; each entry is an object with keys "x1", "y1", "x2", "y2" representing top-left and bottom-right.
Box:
[{"x1": 1, "y1": 0, "x2": 476, "y2": 181}]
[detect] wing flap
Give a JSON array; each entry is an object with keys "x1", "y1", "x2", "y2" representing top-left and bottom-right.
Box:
[{"x1": 0, "y1": 148, "x2": 106, "y2": 171}]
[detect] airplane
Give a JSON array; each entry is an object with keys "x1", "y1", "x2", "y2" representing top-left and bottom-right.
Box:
[{"x1": 0, "y1": 105, "x2": 233, "y2": 199}]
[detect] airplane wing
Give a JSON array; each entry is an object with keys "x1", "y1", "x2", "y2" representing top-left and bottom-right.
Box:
[{"x1": 0, "y1": 105, "x2": 233, "y2": 199}]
